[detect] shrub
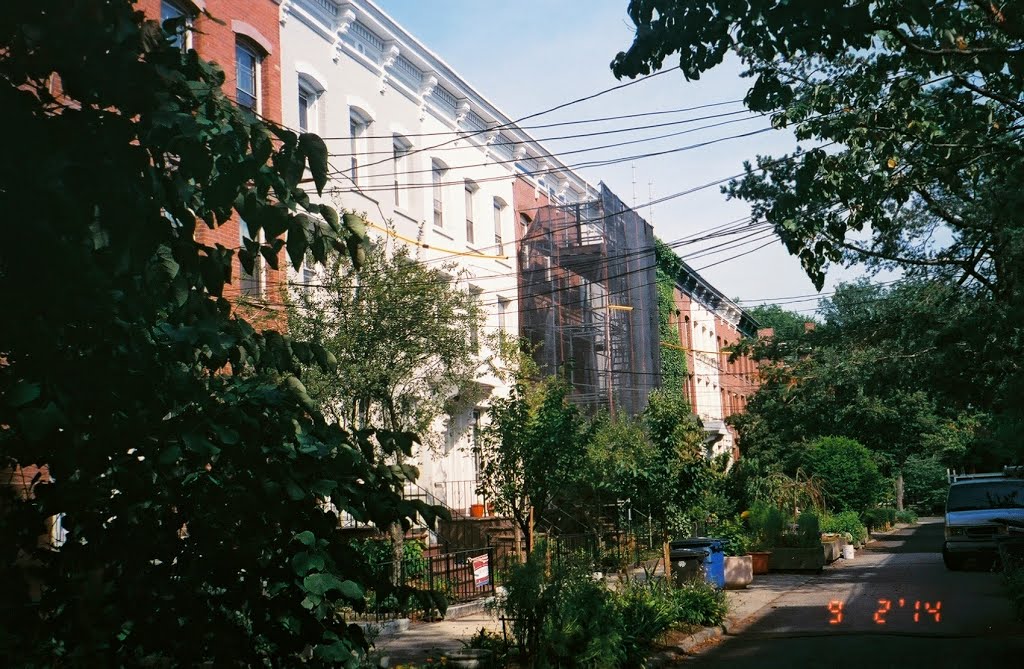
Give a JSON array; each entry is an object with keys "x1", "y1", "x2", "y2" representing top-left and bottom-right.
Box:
[
  {"x1": 710, "y1": 516, "x2": 752, "y2": 556},
  {"x1": 799, "y1": 436, "x2": 885, "y2": 512},
  {"x1": 1003, "y1": 558, "x2": 1024, "y2": 622},
  {"x1": 615, "y1": 581, "x2": 681, "y2": 666},
  {"x1": 672, "y1": 580, "x2": 729, "y2": 627},
  {"x1": 821, "y1": 511, "x2": 869, "y2": 545},
  {"x1": 797, "y1": 511, "x2": 821, "y2": 546},
  {"x1": 747, "y1": 502, "x2": 786, "y2": 550},
  {"x1": 863, "y1": 507, "x2": 898, "y2": 531},
  {"x1": 895, "y1": 509, "x2": 919, "y2": 524}
]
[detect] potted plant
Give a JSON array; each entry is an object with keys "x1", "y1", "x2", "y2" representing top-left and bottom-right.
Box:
[
  {"x1": 746, "y1": 503, "x2": 785, "y2": 575},
  {"x1": 712, "y1": 517, "x2": 755, "y2": 587}
]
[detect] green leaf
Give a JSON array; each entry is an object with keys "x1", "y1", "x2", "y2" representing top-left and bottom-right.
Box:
[
  {"x1": 299, "y1": 133, "x2": 329, "y2": 195},
  {"x1": 6, "y1": 381, "x2": 41, "y2": 407},
  {"x1": 320, "y1": 204, "x2": 340, "y2": 233},
  {"x1": 182, "y1": 432, "x2": 221, "y2": 458},
  {"x1": 295, "y1": 530, "x2": 316, "y2": 547},
  {"x1": 18, "y1": 402, "x2": 64, "y2": 441},
  {"x1": 291, "y1": 551, "x2": 325, "y2": 576},
  {"x1": 302, "y1": 572, "x2": 357, "y2": 597}
]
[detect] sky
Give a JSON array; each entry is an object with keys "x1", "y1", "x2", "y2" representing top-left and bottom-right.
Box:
[{"x1": 376, "y1": 0, "x2": 882, "y2": 314}]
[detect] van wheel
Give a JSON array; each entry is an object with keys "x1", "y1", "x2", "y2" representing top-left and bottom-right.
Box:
[{"x1": 942, "y1": 547, "x2": 963, "y2": 571}]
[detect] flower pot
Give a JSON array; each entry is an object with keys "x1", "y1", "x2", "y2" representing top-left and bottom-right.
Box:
[
  {"x1": 470, "y1": 503, "x2": 485, "y2": 518},
  {"x1": 724, "y1": 555, "x2": 753, "y2": 589},
  {"x1": 750, "y1": 551, "x2": 771, "y2": 575}
]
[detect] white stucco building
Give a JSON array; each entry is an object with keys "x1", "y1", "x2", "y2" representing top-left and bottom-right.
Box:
[{"x1": 278, "y1": 0, "x2": 592, "y2": 514}]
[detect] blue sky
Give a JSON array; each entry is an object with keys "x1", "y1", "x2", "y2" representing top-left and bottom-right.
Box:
[{"x1": 377, "y1": 0, "x2": 879, "y2": 312}]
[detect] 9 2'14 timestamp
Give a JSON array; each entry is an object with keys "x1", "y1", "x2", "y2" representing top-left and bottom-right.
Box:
[{"x1": 827, "y1": 599, "x2": 941, "y2": 625}]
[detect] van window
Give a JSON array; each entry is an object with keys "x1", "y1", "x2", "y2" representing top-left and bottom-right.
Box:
[{"x1": 947, "y1": 481, "x2": 1024, "y2": 511}]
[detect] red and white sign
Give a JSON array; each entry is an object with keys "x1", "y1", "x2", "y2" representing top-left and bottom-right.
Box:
[{"x1": 471, "y1": 554, "x2": 490, "y2": 588}]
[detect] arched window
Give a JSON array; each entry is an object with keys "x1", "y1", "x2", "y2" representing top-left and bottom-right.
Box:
[
  {"x1": 432, "y1": 159, "x2": 447, "y2": 228},
  {"x1": 464, "y1": 179, "x2": 479, "y2": 245},
  {"x1": 348, "y1": 107, "x2": 373, "y2": 186},
  {"x1": 392, "y1": 134, "x2": 412, "y2": 209},
  {"x1": 297, "y1": 75, "x2": 324, "y2": 134},
  {"x1": 493, "y1": 197, "x2": 507, "y2": 254}
]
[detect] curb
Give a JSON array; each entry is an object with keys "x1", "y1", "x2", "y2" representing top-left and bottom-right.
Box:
[
  {"x1": 443, "y1": 597, "x2": 494, "y2": 620},
  {"x1": 647, "y1": 573, "x2": 818, "y2": 666}
]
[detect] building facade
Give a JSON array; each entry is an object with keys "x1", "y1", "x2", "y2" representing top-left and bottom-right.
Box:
[
  {"x1": 141, "y1": 0, "x2": 289, "y2": 325},
  {"x1": 279, "y1": 0, "x2": 577, "y2": 512},
  {"x1": 668, "y1": 265, "x2": 760, "y2": 460}
]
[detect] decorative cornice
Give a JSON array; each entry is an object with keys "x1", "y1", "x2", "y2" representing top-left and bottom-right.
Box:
[
  {"x1": 455, "y1": 100, "x2": 471, "y2": 125},
  {"x1": 379, "y1": 43, "x2": 400, "y2": 93},
  {"x1": 331, "y1": 8, "x2": 357, "y2": 64},
  {"x1": 418, "y1": 73, "x2": 438, "y2": 121},
  {"x1": 279, "y1": 0, "x2": 294, "y2": 25}
]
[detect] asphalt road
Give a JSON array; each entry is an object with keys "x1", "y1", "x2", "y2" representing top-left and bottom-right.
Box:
[{"x1": 679, "y1": 518, "x2": 1024, "y2": 668}]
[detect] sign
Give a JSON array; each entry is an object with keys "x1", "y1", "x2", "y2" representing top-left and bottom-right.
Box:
[{"x1": 471, "y1": 554, "x2": 490, "y2": 588}]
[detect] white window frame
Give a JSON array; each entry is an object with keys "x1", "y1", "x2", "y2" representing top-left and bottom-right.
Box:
[
  {"x1": 392, "y1": 134, "x2": 412, "y2": 209},
  {"x1": 298, "y1": 82, "x2": 319, "y2": 134},
  {"x1": 160, "y1": 0, "x2": 193, "y2": 51},
  {"x1": 349, "y1": 108, "x2": 372, "y2": 186},
  {"x1": 432, "y1": 161, "x2": 446, "y2": 228},
  {"x1": 492, "y1": 198, "x2": 505, "y2": 254},
  {"x1": 239, "y1": 218, "x2": 264, "y2": 298},
  {"x1": 464, "y1": 180, "x2": 478, "y2": 245},
  {"x1": 235, "y1": 40, "x2": 262, "y2": 114},
  {"x1": 497, "y1": 298, "x2": 509, "y2": 334}
]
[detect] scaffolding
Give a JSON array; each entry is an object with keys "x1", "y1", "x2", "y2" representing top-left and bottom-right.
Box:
[{"x1": 519, "y1": 184, "x2": 660, "y2": 416}]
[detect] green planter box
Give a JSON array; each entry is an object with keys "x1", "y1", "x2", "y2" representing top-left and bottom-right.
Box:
[{"x1": 768, "y1": 546, "x2": 826, "y2": 572}]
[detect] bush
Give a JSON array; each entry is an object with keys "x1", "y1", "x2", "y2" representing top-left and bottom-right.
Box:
[
  {"x1": 615, "y1": 581, "x2": 682, "y2": 666},
  {"x1": 710, "y1": 516, "x2": 752, "y2": 556},
  {"x1": 863, "y1": 507, "x2": 898, "y2": 531},
  {"x1": 672, "y1": 580, "x2": 729, "y2": 627},
  {"x1": 895, "y1": 509, "x2": 919, "y2": 524},
  {"x1": 797, "y1": 511, "x2": 821, "y2": 546},
  {"x1": 747, "y1": 502, "x2": 786, "y2": 550},
  {"x1": 799, "y1": 436, "x2": 885, "y2": 512},
  {"x1": 821, "y1": 511, "x2": 868, "y2": 545}
]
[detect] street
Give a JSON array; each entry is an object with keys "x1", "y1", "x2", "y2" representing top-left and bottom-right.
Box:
[{"x1": 681, "y1": 519, "x2": 1024, "y2": 668}]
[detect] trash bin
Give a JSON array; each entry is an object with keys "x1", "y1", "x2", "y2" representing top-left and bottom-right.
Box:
[
  {"x1": 669, "y1": 548, "x2": 706, "y2": 586},
  {"x1": 670, "y1": 538, "x2": 726, "y2": 589}
]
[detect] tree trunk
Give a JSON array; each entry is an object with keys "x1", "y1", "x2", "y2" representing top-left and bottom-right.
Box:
[
  {"x1": 895, "y1": 469, "x2": 905, "y2": 512},
  {"x1": 388, "y1": 521, "x2": 404, "y2": 587}
]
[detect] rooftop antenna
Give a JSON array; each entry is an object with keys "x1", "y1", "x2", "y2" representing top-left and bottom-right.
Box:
[
  {"x1": 648, "y1": 180, "x2": 654, "y2": 225},
  {"x1": 631, "y1": 163, "x2": 637, "y2": 210}
]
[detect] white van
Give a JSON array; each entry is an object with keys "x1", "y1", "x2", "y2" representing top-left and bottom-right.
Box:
[{"x1": 943, "y1": 469, "x2": 1024, "y2": 570}]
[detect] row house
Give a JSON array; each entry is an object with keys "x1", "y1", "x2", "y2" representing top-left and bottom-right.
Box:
[
  {"x1": 668, "y1": 264, "x2": 760, "y2": 461},
  {"x1": 142, "y1": 0, "x2": 290, "y2": 328},
  {"x1": 278, "y1": 0, "x2": 597, "y2": 514}
]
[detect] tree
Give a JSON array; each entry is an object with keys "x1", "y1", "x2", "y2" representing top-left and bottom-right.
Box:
[
  {"x1": 732, "y1": 281, "x2": 988, "y2": 508},
  {"x1": 613, "y1": 1, "x2": 1024, "y2": 449},
  {"x1": 288, "y1": 240, "x2": 481, "y2": 574},
  {"x1": 799, "y1": 437, "x2": 885, "y2": 513},
  {"x1": 289, "y1": 240, "x2": 484, "y2": 441},
  {"x1": 479, "y1": 375, "x2": 591, "y2": 554},
  {"x1": 0, "y1": 5, "x2": 432, "y2": 665},
  {"x1": 654, "y1": 239, "x2": 689, "y2": 395}
]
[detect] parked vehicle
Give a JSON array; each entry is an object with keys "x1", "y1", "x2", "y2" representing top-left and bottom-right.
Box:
[{"x1": 943, "y1": 467, "x2": 1024, "y2": 570}]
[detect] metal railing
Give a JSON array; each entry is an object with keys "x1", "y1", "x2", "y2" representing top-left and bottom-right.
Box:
[{"x1": 346, "y1": 545, "x2": 496, "y2": 621}]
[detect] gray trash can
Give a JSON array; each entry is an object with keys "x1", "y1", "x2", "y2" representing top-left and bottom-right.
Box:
[
  {"x1": 670, "y1": 538, "x2": 727, "y2": 588},
  {"x1": 669, "y1": 547, "x2": 706, "y2": 586}
]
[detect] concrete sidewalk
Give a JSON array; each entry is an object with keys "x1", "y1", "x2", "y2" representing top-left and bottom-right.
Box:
[{"x1": 369, "y1": 531, "x2": 907, "y2": 667}]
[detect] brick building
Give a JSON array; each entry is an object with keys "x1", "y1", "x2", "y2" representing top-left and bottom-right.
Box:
[
  {"x1": 667, "y1": 264, "x2": 760, "y2": 461},
  {"x1": 141, "y1": 0, "x2": 289, "y2": 325}
]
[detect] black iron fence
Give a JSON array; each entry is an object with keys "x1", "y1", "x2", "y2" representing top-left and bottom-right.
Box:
[{"x1": 345, "y1": 545, "x2": 496, "y2": 622}]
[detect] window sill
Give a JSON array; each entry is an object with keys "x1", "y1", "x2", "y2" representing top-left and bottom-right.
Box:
[
  {"x1": 433, "y1": 226, "x2": 454, "y2": 241},
  {"x1": 393, "y1": 208, "x2": 418, "y2": 225}
]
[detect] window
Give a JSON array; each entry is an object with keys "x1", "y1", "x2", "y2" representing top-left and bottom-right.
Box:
[
  {"x1": 349, "y1": 109, "x2": 371, "y2": 186},
  {"x1": 235, "y1": 41, "x2": 260, "y2": 113},
  {"x1": 497, "y1": 298, "x2": 509, "y2": 333},
  {"x1": 392, "y1": 134, "x2": 412, "y2": 209},
  {"x1": 493, "y1": 198, "x2": 505, "y2": 254},
  {"x1": 464, "y1": 180, "x2": 477, "y2": 244},
  {"x1": 161, "y1": 1, "x2": 191, "y2": 51},
  {"x1": 432, "y1": 161, "x2": 446, "y2": 228},
  {"x1": 300, "y1": 260, "x2": 316, "y2": 294},
  {"x1": 239, "y1": 219, "x2": 262, "y2": 297},
  {"x1": 297, "y1": 83, "x2": 319, "y2": 134}
]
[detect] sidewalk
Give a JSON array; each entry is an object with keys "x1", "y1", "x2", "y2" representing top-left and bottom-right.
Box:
[{"x1": 369, "y1": 532, "x2": 907, "y2": 667}]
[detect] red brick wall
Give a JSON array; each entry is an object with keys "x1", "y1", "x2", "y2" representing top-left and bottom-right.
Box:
[{"x1": 138, "y1": 0, "x2": 287, "y2": 328}]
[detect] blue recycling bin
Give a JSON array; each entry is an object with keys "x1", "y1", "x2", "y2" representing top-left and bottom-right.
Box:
[{"x1": 670, "y1": 538, "x2": 726, "y2": 589}]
